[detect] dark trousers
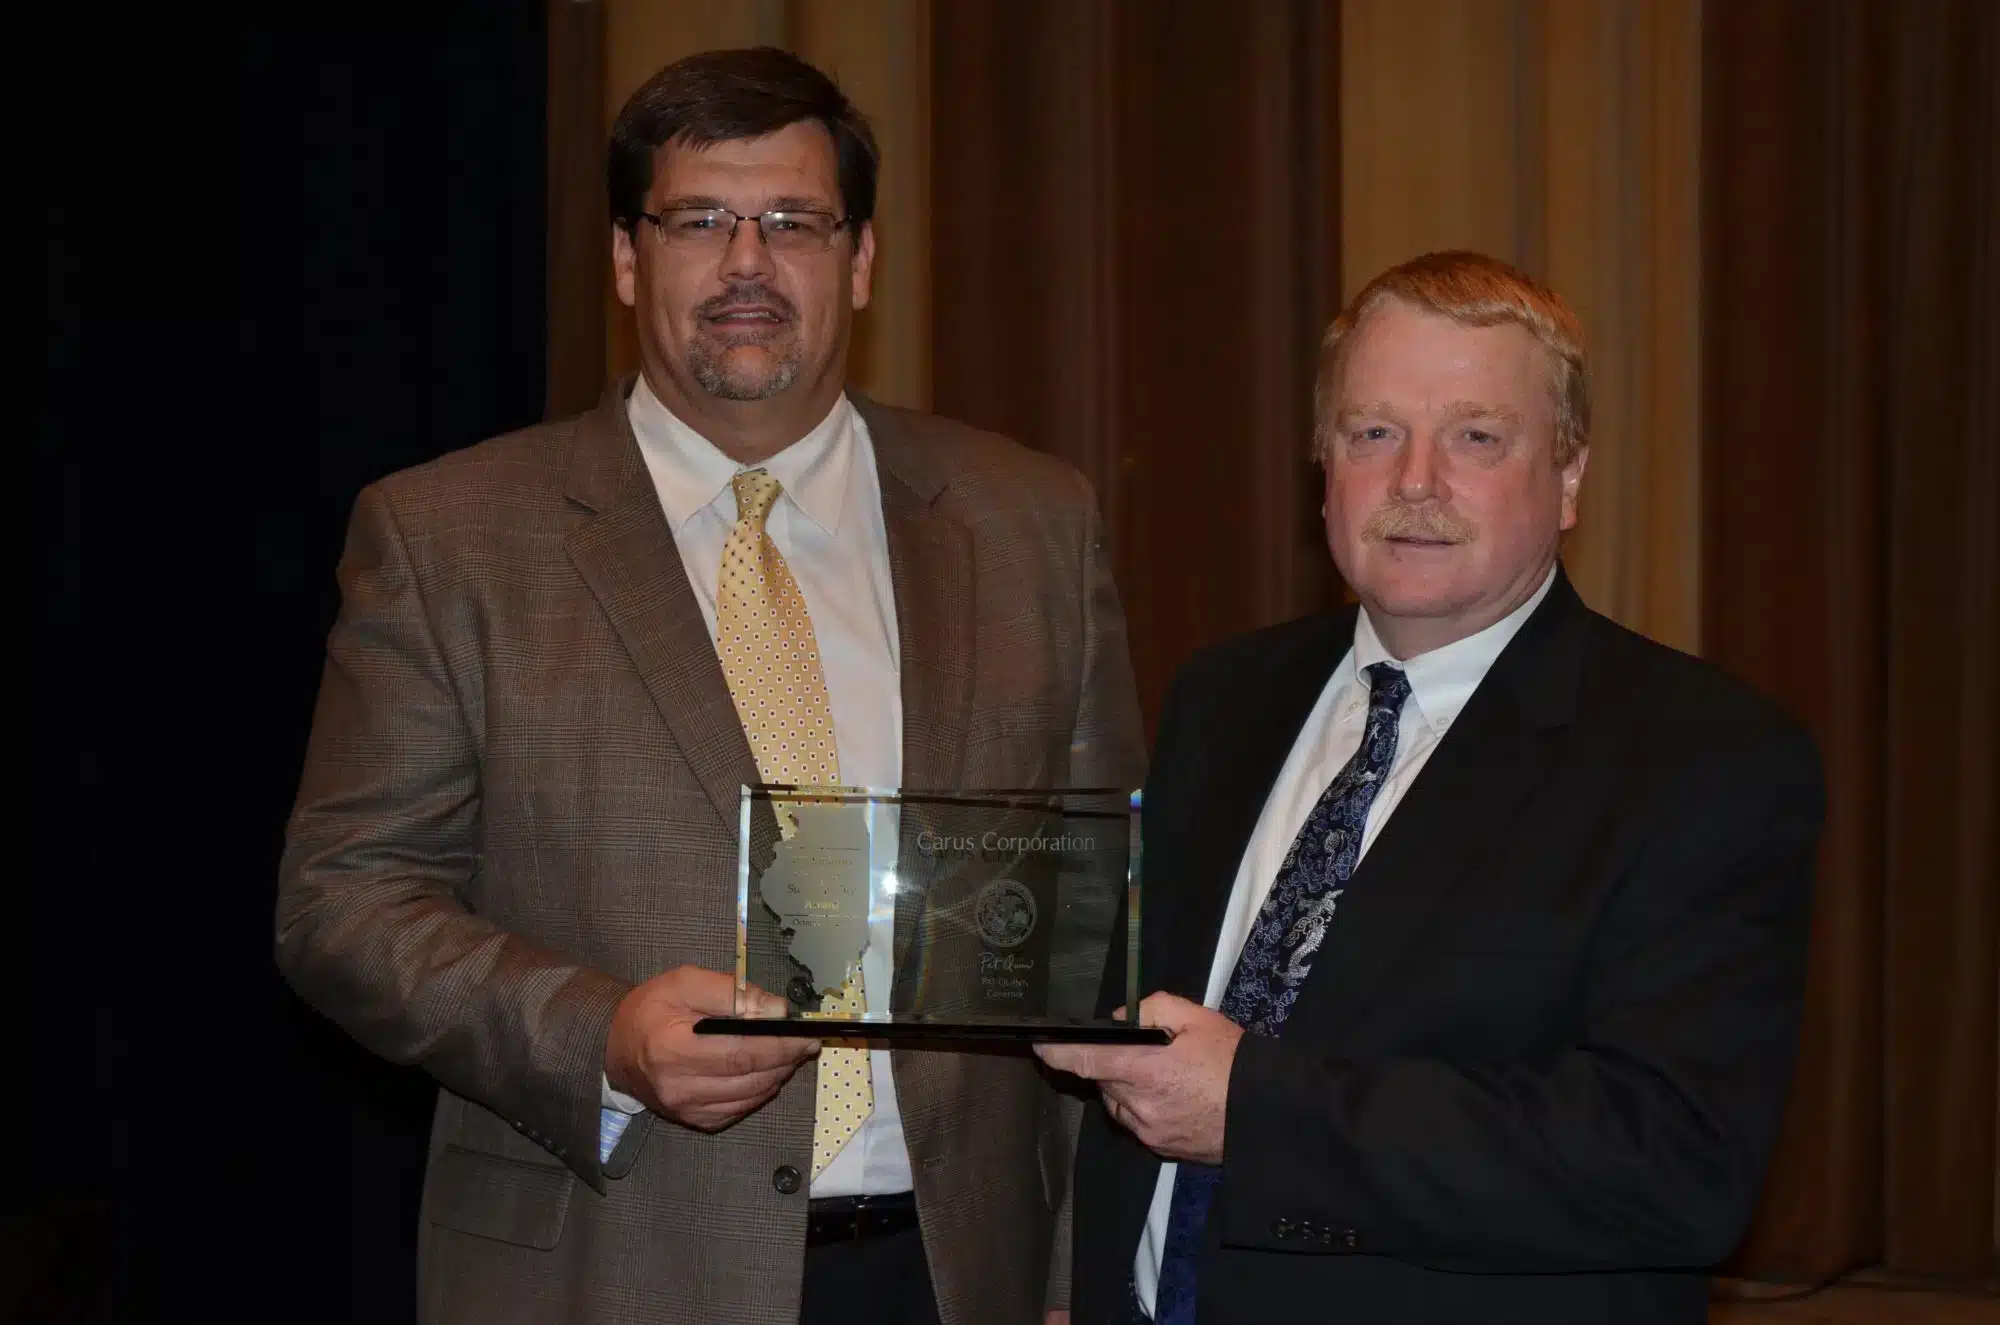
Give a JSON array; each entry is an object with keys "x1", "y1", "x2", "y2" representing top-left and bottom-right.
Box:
[{"x1": 801, "y1": 1224, "x2": 941, "y2": 1325}]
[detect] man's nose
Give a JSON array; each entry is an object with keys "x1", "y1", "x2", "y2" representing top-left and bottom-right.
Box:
[
  {"x1": 719, "y1": 215, "x2": 776, "y2": 281},
  {"x1": 1394, "y1": 432, "x2": 1440, "y2": 502}
]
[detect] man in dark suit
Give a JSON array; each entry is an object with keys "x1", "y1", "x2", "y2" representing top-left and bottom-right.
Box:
[
  {"x1": 278, "y1": 48, "x2": 1141, "y2": 1325},
  {"x1": 1041, "y1": 250, "x2": 1823, "y2": 1324}
]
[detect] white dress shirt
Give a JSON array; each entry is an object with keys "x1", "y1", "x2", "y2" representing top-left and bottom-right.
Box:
[
  {"x1": 603, "y1": 373, "x2": 914, "y2": 1198},
  {"x1": 1132, "y1": 565, "x2": 1557, "y2": 1315}
]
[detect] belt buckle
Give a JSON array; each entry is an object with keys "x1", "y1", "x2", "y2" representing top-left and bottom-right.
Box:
[
  {"x1": 850, "y1": 1194, "x2": 889, "y2": 1240},
  {"x1": 808, "y1": 1192, "x2": 912, "y2": 1245}
]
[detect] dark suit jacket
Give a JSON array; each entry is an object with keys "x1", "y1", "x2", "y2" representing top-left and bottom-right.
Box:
[
  {"x1": 276, "y1": 380, "x2": 1145, "y2": 1325},
  {"x1": 1071, "y1": 570, "x2": 1822, "y2": 1324}
]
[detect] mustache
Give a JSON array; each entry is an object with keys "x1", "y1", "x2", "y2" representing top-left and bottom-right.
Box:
[
  {"x1": 1362, "y1": 504, "x2": 1478, "y2": 543},
  {"x1": 694, "y1": 282, "x2": 798, "y2": 324}
]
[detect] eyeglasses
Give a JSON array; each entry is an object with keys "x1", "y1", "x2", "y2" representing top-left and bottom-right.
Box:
[{"x1": 637, "y1": 207, "x2": 853, "y2": 255}]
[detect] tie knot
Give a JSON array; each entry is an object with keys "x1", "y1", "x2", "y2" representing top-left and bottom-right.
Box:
[
  {"x1": 731, "y1": 469, "x2": 784, "y2": 529},
  {"x1": 1364, "y1": 661, "x2": 1411, "y2": 711}
]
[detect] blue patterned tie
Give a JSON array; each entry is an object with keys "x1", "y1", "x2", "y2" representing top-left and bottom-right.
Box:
[{"x1": 1151, "y1": 662, "x2": 1412, "y2": 1324}]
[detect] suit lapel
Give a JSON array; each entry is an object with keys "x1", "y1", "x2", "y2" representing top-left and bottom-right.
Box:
[
  {"x1": 855, "y1": 398, "x2": 976, "y2": 973},
  {"x1": 856, "y1": 399, "x2": 985, "y2": 1166},
  {"x1": 867, "y1": 409, "x2": 975, "y2": 796},
  {"x1": 561, "y1": 379, "x2": 758, "y2": 831},
  {"x1": 1286, "y1": 573, "x2": 1587, "y2": 1042},
  {"x1": 1160, "y1": 613, "x2": 1355, "y2": 1001}
]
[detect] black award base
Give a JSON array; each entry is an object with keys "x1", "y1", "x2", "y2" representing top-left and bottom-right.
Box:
[{"x1": 694, "y1": 1017, "x2": 1170, "y2": 1045}]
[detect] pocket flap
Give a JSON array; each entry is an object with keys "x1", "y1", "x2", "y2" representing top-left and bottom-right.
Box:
[{"x1": 423, "y1": 1146, "x2": 574, "y2": 1250}]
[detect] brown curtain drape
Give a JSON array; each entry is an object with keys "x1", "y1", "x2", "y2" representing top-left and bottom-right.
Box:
[
  {"x1": 930, "y1": 0, "x2": 1344, "y2": 727},
  {"x1": 542, "y1": 0, "x2": 932, "y2": 420},
  {"x1": 545, "y1": 0, "x2": 2000, "y2": 1289},
  {"x1": 1707, "y1": 0, "x2": 2000, "y2": 1285},
  {"x1": 1339, "y1": 0, "x2": 1704, "y2": 658},
  {"x1": 546, "y1": 0, "x2": 608, "y2": 420}
]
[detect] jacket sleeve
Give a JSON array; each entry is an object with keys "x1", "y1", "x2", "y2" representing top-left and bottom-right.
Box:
[
  {"x1": 1218, "y1": 724, "x2": 1824, "y2": 1271},
  {"x1": 275, "y1": 483, "x2": 630, "y2": 1192},
  {"x1": 1065, "y1": 469, "x2": 1148, "y2": 797}
]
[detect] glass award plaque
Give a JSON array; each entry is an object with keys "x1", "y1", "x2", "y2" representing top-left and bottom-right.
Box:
[{"x1": 693, "y1": 785, "x2": 1166, "y2": 1044}]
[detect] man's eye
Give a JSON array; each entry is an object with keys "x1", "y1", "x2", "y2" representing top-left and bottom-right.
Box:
[
  {"x1": 676, "y1": 215, "x2": 721, "y2": 232},
  {"x1": 1355, "y1": 426, "x2": 1390, "y2": 442},
  {"x1": 1464, "y1": 429, "x2": 1498, "y2": 445},
  {"x1": 764, "y1": 216, "x2": 804, "y2": 233}
]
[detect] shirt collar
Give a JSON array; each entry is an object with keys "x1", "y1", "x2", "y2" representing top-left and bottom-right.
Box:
[
  {"x1": 1349, "y1": 563, "x2": 1559, "y2": 733},
  {"x1": 626, "y1": 373, "x2": 854, "y2": 535}
]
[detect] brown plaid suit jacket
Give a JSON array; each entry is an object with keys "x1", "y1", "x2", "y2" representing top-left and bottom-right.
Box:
[{"x1": 276, "y1": 379, "x2": 1146, "y2": 1325}]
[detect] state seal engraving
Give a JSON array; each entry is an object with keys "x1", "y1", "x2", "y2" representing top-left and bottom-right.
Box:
[{"x1": 975, "y1": 878, "x2": 1038, "y2": 951}]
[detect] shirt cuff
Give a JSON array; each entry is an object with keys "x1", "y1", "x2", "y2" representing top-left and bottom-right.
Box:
[{"x1": 601, "y1": 1072, "x2": 647, "y2": 1115}]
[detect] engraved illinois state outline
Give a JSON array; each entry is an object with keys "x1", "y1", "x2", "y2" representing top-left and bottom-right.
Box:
[{"x1": 759, "y1": 802, "x2": 870, "y2": 997}]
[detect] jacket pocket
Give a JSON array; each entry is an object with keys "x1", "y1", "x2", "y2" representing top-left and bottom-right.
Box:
[{"x1": 422, "y1": 1145, "x2": 574, "y2": 1250}]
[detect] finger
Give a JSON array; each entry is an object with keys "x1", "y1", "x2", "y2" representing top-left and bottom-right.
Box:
[
  {"x1": 1081, "y1": 1044, "x2": 1158, "y2": 1084},
  {"x1": 666, "y1": 1061, "x2": 800, "y2": 1110},
  {"x1": 1137, "y1": 991, "x2": 1205, "y2": 1032},
  {"x1": 734, "y1": 1035, "x2": 822, "y2": 1069},
  {"x1": 1110, "y1": 1005, "x2": 1127, "y2": 1021},
  {"x1": 688, "y1": 1089, "x2": 776, "y2": 1132},
  {"x1": 691, "y1": 1033, "x2": 821, "y2": 1077},
  {"x1": 1033, "y1": 1043, "x2": 1081, "y2": 1073},
  {"x1": 738, "y1": 1082, "x2": 783, "y2": 1116},
  {"x1": 1102, "y1": 1083, "x2": 1155, "y2": 1141},
  {"x1": 677, "y1": 970, "x2": 756, "y2": 1017},
  {"x1": 1038, "y1": 1043, "x2": 1110, "y2": 1079},
  {"x1": 714, "y1": 1066, "x2": 797, "y2": 1104},
  {"x1": 739, "y1": 982, "x2": 792, "y2": 1019}
]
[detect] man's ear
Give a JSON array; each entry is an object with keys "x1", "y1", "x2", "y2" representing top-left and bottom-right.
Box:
[
  {"x1": 849, "y1": 220, "x2": 876, "y2": 312},
  {"x1": 612, "y1": 223, "x2": 639, "y2": 309},
  {"x1": 1558, "y1": 443, "x2": 1590, "y2": 532}
]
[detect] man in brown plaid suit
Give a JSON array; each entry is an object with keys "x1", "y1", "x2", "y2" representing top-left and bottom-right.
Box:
[{"x1": 276, "y1": 48, "x2": 1142, "y2": 1325}]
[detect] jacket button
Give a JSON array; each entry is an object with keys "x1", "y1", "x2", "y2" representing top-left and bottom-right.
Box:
[
  {"x1": 772, "y1": 1164, "x2": 803, "y2": 1195},
  {"x1": 1341, "y1": 1229, "x2": 1359, "y2": 1250},
  {"x1": 1272, "y1": 1218, "x2": 1293, "y2": 1240}
]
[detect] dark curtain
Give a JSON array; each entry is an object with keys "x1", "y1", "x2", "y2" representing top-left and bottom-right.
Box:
[
  {"x1": 546, "y1": 0, "x2": 608, "y2": 421},
  {"x1": 930, "y1": 0, "x2": 1345, "y2": 730},
  {"x1": 1707, "y1": 0, "x2": 2000, "y2": 1285},
  {"x1": 23, "y1": 9, "x2": 547, "y2": 1321}
]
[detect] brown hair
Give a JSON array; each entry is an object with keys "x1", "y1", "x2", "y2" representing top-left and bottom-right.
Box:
[
  {"x1": 608, "y1": 47, "x2": 879, "y2": 233},
  {"x1": 1314, "y1": 250, "x2": 1590, "y2": 466}
]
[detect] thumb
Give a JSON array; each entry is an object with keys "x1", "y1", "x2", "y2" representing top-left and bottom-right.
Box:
[
  {"x1": 1137, "y1": 991, "x2": 1203, "y2": 1031},
  {"x1": 674, "y1": 968, "x2": 759, "y2": 1017},
  {"x1": 739, "y1": 981, "x2": 792, "y2": 1019}
]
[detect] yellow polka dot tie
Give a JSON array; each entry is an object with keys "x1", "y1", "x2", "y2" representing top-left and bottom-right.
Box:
[{"x1": 715, "y1": 469, "x2": 872, "y2": 1180}]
